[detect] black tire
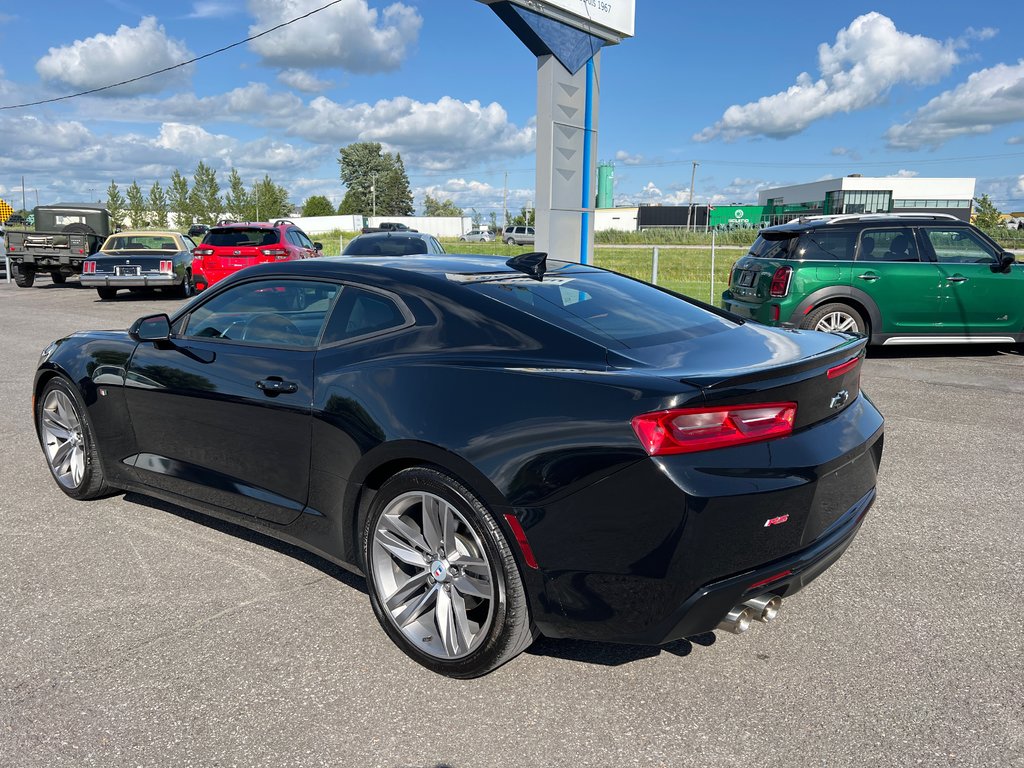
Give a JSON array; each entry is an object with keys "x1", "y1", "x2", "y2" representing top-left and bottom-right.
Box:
[
  {"x1": 800, "y1": 302, "x2": 868, "y2": 337},
  {"x1": 35, "y1": 377, "x2": 115, "y2": 500},
  {"x1": 51, "y1": 272, "x2": 67, "y2": 284},
  {"x1": 505, "y1": 237, "x2": 516, "y2": 245},
  {"x1": 13, "y1": 264, "x2": 35, "y2": 288},
  {"x1": 96, "y1": 287, "x2": 118, "y2": 301},
  {"x1": 62, "y1": 222, "x2": 96, "y2": 236},
  {"x1": 363, "y1": 467, "x2": 535, "y2": 678},
  {"x1": 175, "y1": 269, "x2": 194, "y2": 299}
]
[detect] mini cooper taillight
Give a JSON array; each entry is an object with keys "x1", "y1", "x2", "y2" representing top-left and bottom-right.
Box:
[
  {"x1": 159, "y1": 260, "x2": 173, "y2": 273},
  {"x1": 82, "y1": 261, "x2": 96, "y2": 274},
  {"x1": 631, "y1": 403, "x2": 797, "y2": 455},
  {"x1": 769, "y1": 266, "x2": 792, "y2": 297}
]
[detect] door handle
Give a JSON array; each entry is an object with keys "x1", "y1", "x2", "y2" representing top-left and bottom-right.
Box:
[
  {"x1": 256, "y1": 378, "x2": 298, "y2": 395},
  {"x1": 856, "y1": 273, "x2": 880, "y2": 281},
  {"x1": 945, "y1": 275, "x2": 968, "y2": 283}
]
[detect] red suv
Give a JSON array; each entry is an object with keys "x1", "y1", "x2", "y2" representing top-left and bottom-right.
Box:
[{"x1": 192, "y1": 220, "x2": 323, "y2": 289}]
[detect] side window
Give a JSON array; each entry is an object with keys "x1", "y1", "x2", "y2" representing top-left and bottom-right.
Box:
[
  {"x1": 183, "y1": 236, "x2": 198, "y2": 251},
  {"x1": 858, "y1": 228, "x2": 919, "y2": 262},
  {"x1": 321, "y1": 286, "x2": 408, "y2": 344},
  {"x1": 181, "y1": 279, "x2": 340, "y2": 347},
  {"x1": 286, "y1": 230, "x2": 302, "y2": 247},
  {"x1": 297, "y1": 230, "x2": 315, "y2": 249},
  {"x1": 430, "y1": 237, "x2": 446, "y2": 254},
  {"x1": 796, "y1": 230, "x2": 855, "y2": 261},
  {"x1": 923, "y1": 228, "x2": 997, "y2": 264}
]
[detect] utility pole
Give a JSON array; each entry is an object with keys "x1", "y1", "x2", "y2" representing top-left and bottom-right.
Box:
[
  {"x1": 370, "y1": 171, "x2": 378, "y2": 218},
  {"x1": 686, "y1": 161, "x2": 699, "y2": 230},
  {"x1": 503, "y1": 171, "x2": 508, "y2": 230},
  {"x1": 22, "y1": 176, "x2": 26, "y2": 213}
]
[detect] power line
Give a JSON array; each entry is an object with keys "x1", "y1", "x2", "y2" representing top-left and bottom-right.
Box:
[{"x1": 0, "y1": 0, "x2": 347, "y2": 110}]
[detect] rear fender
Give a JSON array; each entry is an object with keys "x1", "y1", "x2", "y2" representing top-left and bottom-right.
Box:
[{"x1": 788, "y1": 287, "x2": 880, "y2": 340}]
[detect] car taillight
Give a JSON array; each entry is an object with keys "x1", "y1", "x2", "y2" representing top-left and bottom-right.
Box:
[
  {"x1": 159, "y1": 260, "x2": 173, "y2": 273},
  {"x1": 193, "y1": 248, "x2": 213, "y2": 259},
  {"x1": 729, "y1": 261, "x2": 739, "y2": 285},
  {"x1": 82, "y1": 261, "x2": 96, "y2": 274},
  {"x1": 769, "y1": 266, "x2": 792, "y2": 297},
  {"x1": 631, "y1": 402, "x2": 797, "y2": 455},
  {"x1": 827, "y1": 357, "x2": 860, "y2": 379},
  {"x1": 260, "y1": 247, "x2": 289, "y2": 260}
]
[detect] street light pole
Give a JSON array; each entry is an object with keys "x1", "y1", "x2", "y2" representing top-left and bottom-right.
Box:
[{"x1": 687, "y1": 160, "x2": 699, "y2": 230}]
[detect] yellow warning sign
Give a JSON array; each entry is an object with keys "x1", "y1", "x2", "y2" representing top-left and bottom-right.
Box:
[{"x1": 0, "y1": 199, "x2": 13, "y2": 225}]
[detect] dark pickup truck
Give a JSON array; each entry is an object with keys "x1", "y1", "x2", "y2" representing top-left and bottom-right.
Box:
[
  {"x1": 360, "y1": 221, "x2": 417, "y2": 234},
  {"x1": 5, "y1": 203, "x2": 112, "y2": 287}
]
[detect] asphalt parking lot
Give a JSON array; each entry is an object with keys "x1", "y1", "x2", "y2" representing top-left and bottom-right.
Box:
[{"x1": 2, "y1": 278, "x2": 1022, "y2": 768}]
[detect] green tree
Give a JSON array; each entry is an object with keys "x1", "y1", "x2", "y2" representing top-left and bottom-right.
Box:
[
  {"x1": 471, "y1": 208, "x2": 482, "y2": 227},
  {"x1": 105, "y1": 181, "x2": 126, "y2": 230},
  {"x1": 337, "y1": 142, "x2": 414, "y2": 216},
  {"x1": 422, "y1": 194, "x2": 464, "y2": 217},
  {"x1": 149, "y1": 181, "x2": 169, "y2": 228},
  {"x1": 126, "y1": 180, "x2": 149, "y2": 229},
  {"x1": 302, "y1": 195, "x2": 335, "y2": 217},
  {"x1": 249, "y1": 175, "x2": 291, "y2": 221},
  {"x1": 973, "y1": 194, "x2": 1002, "y2": 229},
  {"x1": 189, "y1": 161, "x2": 221, "y2": 224},
  {"x1": 169, "y1": 170, "x2": 191, "y2": 228},
  {"x1": 224, "y1": 168, "x2": 250, "y2": 221},
  {"x1": 488, "y1": 211, "x2": 499, "y2": 233}
]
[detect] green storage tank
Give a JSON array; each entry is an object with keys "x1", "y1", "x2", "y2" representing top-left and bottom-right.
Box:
[{"x1": 597, "y1": 162, "x2": 614, "y2": 209}]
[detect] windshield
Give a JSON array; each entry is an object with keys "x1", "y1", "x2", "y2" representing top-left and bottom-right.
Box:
[
  {"x1": 467, "y1": 270, "x2": 738, "y2": 349},
  {"x1": 103, "y1": 235, "x2": 179, "y2": 251},
  {"x1": 204, "y1": 227, "x2": 277, "y2": 247}
]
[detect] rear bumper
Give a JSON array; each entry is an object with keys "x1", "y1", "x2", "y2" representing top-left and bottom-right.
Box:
[
  {"x1": 522, "y1": 395, "x2": 884, "y2": 645},
  {"x1": 81, "y1": 274, "x2": 178, "y2": 288}
]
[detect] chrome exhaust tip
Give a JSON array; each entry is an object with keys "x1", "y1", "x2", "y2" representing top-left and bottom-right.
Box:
[
  {"x1": 744, "y1": 594, "x2": 782, "y2": 623},
  {"x1": 716, "y1": 605, "x2": 754, "y2": 634}
]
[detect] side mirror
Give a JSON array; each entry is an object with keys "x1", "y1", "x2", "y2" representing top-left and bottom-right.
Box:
[
  {"x1": 313, "y1": 242, "x2": 323, "y2": 251},
  {"x1": 995, "y1": 252, "x2": 1016, "y2": 273},
  {"x1": 129, "y1": 313, "x2": 171, "y2": 342}
]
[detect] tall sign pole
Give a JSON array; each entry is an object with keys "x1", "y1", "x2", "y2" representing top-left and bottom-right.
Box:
[{"x1": 478, "y1": 1, "x2": 634, "y2": 263}]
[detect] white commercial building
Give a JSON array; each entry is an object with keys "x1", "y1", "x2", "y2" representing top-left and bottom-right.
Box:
[{"x1": 756, "y1": 176, "x2": 976, "y2": 222}]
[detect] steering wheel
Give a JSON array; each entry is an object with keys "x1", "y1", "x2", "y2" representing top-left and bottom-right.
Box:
[{"x1": 241, "y1": 313, "x2": 305, "y2": 345}]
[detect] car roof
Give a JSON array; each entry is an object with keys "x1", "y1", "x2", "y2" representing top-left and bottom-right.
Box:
[
  {"x1": 105, "y1": 230, "x2": 183, "y2": 237},
  {"x1": 762, "y1": 213, "x2": 965, "y2": 234},
  {"x1": 354, "y1": 231, "x2": 433, "y2": 240},
  {"x1": 228, "y1": 254, "x2": 598, "y2": 287}
]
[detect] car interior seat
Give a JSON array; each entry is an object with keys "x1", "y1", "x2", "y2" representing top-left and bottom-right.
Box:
[{"x1": 858, "y1": 236, "x2": 876, "y2": 261}]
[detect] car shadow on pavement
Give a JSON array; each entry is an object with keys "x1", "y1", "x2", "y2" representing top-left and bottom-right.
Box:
[
  {"x1": 122, "y1": 491, "x2": 368, "y2": 595},
  {"x1": 526, "y1": 631, "x2": 716, "y2": 667},
  {"x1": 867, "y1": 343, "x2": 1021, "y2": 359}
]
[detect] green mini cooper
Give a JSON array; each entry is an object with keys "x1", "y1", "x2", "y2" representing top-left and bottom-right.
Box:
[{"x1": 722, "y1": 214, "x2": 1022, "y2": 345}]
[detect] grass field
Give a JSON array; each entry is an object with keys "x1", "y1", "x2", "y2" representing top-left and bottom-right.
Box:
[{"x1": 320, "y1": 234, "x2": 737, "y2": 304}]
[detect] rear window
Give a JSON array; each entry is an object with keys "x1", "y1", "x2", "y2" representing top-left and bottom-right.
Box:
[
  {"x1": 345, "y1": 236, "x2": 429, "y2": 256},
  {"x1": 748, "y1": 235, "x2": 795, "y2": 259},
  {"x1": 204, "y1": 227, "x2": 278, "y2": 247},
  {"x1": 467, "y1": 270, "x2": 738, "y2": 348}
]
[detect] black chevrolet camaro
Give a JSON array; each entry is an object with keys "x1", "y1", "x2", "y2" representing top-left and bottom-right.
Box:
[{"x1": 34, "y1": 254, "x2": 883, "y2": 677}]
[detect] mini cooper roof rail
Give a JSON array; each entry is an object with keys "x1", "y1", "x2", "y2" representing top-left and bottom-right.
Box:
[{"x1": 823, "y1": 212, "x2": 962, "y2": 225}]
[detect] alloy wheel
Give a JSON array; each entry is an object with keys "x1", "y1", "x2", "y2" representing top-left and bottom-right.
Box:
[
  {"x1": 40, "y1": 389, "x2": 86, "y2": 490},
  {"x1": 370, "y1": 491, "x2": 495, "y2": 660},
  {"x1": 814, "y1": 311, "x2": 860, "y2": 334}
]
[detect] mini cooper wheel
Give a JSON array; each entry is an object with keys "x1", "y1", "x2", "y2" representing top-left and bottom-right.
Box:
[
  {"x1": 801, "y1": 303, "x2": 867, "y2": 336},
  {"x1": 364, "y1": 467, "x2": 534, "y2": 678},
  {"x1": 36, "y1": 378, "x2": 113, "y2": 499}
]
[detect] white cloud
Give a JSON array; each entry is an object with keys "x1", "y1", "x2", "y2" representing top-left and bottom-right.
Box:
[
  {"x1": 247, "y1": 0, "x2": 422, "y2": 74},
  {"x1": 277, "y1": 68, "x2": 333, "y2": 92},
  {"x1": 695, "y1": 13, "x2": 961, "y2": 142},
  {"x1": 888, "y1": 169, "x2": 920, "y2": 178},
  {"x1": 831, "y1": 146, "x2": 863, "y2": 161},
  {"x1": 303, "y1": 95, "x2": 535, "y2": 169},
  {"x1": 187, "y1": 2, "x2": 236, "y2": 18},
  {"x1": 615, "y1": 150, "x2": 644, "y2": 165},
  {"x1": 1008, "y1": 136, "x2": 1024, "y2": 145},
  {"x1": 885, "y1": 60, "x2": 1024, "y2": 149},
  {"x1": 35, "y1": 17, "x2": 193, "y2": 96}
]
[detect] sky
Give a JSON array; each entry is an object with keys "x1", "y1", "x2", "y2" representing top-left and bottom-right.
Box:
[{"x1": 1, "y1": 0, "x2": 1023, "y2": 219}]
